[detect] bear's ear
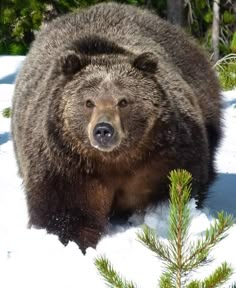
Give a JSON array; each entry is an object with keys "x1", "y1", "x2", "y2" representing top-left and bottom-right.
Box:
[
  {"x1": 59, "y1": 51, "x2": 86, "y2": 75},
  {"x1": 133, "y1": 52, "x2": 158, "y2": 74}
]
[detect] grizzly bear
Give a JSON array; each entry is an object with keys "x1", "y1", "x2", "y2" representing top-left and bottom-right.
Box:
[{"x1": 12, "y1": 3, "x2": 222, "y2": 252}]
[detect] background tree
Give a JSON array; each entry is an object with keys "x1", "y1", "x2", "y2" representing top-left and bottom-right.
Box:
[
  {"x1": 0, "y1": 0, "x2": 83, "y2": 54},
  {"x1": 167, "y1": 0, "x2": 184, "y2": 27},
  {"x1": 0, "y1": 0, "x2": 235, "y2": 59},
  {"x1": 212, "y1": 0, "x2": 220, "y2": 62},
  {"x1": 185, "y1": 0, "x2": 235, "y2": 58}
]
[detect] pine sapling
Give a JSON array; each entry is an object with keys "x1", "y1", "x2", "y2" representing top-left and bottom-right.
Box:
[
  {"x1": 138, "y1": 170, "x2": 234, "y2": 287},
  {"x1": 95, "y1": 170, "x2": 235, "y2": 288}
]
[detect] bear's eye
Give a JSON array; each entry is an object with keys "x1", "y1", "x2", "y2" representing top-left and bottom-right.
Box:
[
  {"x1": 118, "y1": 99, "x2": 128, "y2": 108},
  {"x1": 85, "y1": 99, "x2": 95, "y2": 108}
]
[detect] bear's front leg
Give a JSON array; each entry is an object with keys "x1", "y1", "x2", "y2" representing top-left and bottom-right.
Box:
[
  {"x1": 46, "y1": 208, "x2": 107, "y2": 253},
  {"x1": 27, "y1": 176, "x2": 113, "y2": 253},
  {"x1": 71, "y1": 178, "x2": 114, "y2": 252}
]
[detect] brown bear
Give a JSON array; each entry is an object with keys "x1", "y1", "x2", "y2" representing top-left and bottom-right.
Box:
[{"x1": 11, "y1": 3, "x2": 222, "y2": 252}]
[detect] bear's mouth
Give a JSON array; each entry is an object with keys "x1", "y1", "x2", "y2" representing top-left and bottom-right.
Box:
[
  {"x1": 90, "y1": 133, "x2": 122, "y2": 152},
  {"x1": 92, "y1": 143, "x2": 116, "y2": 152}
]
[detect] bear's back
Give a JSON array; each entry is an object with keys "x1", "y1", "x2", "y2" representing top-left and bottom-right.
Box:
[{"x1": 16, "y1": 3, "x2": 221, "y2": 123}]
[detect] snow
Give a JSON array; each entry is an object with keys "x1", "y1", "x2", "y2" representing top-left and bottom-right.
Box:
[{"x1": 0, "y1": 55, "x2": 236, "y2": 287}]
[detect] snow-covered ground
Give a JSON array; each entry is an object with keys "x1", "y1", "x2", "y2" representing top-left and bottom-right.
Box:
[{"x1": 0, "y1": 56, "x2": 236, "y2": 287}]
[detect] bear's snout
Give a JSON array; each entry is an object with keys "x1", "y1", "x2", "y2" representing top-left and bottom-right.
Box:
[
  {"x1": 93, "y1": 122, "x2": 115, "y2": 146},
  {"x1": 87, "y1": 101, "x2": 124, "y2": 152}
]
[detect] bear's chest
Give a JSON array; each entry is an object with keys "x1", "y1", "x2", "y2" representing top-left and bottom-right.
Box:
[{"x1": 106, "y1": 158, "x2": 171, "y2": 214}]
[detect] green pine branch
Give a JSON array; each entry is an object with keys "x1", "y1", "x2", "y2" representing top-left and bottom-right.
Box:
[
  {"x1": 159, "y1": 272, "x2": 175, "y2": 288},
  {"x1": 184, "y1": 212, "x2": 234, "y2": 270},
  {"x1": 186, "y1": 280, "x2": 202, "y2": 288},
  {"x1": 95, "y1": 256, "x2": 137, "y2": 288},
  {"x1": 186, "y1": 262, "x2": 233, "y2": 288},
  {"x1": 202, "y1": 262, "x2": 233, "y2": 288},
  {"x1": 138, "y1": 225, "x2": 173, "y2": 265}
]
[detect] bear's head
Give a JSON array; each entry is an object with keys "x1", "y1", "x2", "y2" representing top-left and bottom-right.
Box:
[{"x1": 48, "y1": 37, "x2": 170, "y2": 163}]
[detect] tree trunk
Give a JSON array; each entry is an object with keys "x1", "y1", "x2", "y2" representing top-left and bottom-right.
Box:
[
  {"x1": 212, "y1": 0, "x2": 220, "y2": 62},
  {"x1": 167, "y1": 0, "x2": 184, "y2": 27},
  {"x1": 144, "y1": 0, "x2": 152, "y2": 9}
]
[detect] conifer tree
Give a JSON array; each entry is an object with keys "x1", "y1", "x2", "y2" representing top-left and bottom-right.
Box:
[{"x1": 95, "y1": 170, "x2": 235, "y2": 288}]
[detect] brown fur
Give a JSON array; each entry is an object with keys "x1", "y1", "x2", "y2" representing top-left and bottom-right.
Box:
[{"x1": 11, "y1": 3, "x2": 222, "y2": 252}]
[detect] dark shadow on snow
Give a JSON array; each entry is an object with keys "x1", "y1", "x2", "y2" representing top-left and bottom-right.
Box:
[
  {"x1": 223, "y1": 99, "x2": 236, "y2": 108},
  {"x1": 204, "y1": 173, "x2": 236, "y2": 217},
  {"x1": 0, "y1": 132, "x2": 11, "y2": 145},
  {"x1": 0, "y1": 56, "x2": 24, "y2": 84},
  {"x1": 0, "y1": 72, "x2": 17, "y2": 84}
]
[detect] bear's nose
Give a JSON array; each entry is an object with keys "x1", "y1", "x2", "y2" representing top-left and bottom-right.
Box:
[{"x1": 93, "y1": 122, "x2": 114, "y2": 145}]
